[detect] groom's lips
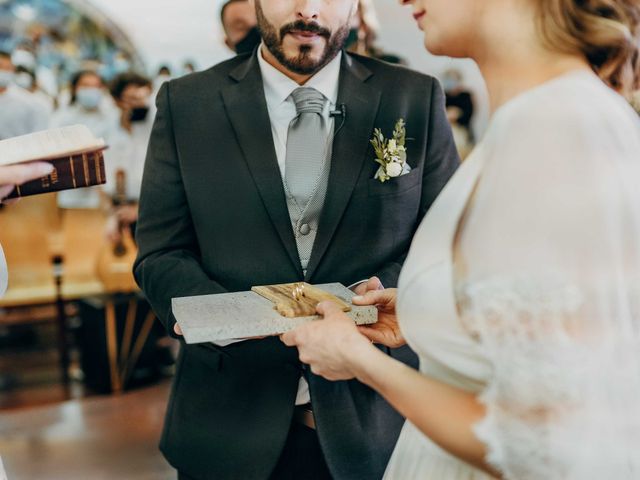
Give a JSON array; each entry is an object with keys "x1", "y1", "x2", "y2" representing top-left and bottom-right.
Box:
[
  {"x1": 288, "y1": 30, "x2": 325, "y2": 42},
  {"x1": 284, "y1": 25, "x2": 329, "y2": 43}
]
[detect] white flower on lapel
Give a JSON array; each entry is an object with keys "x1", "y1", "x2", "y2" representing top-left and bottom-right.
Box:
[
  {"x1": 386, "y1": 162, "x2": 403, "y2": 178},
  {"x1": 370, "y1": 118, "x2": 410, "y2": 183}
]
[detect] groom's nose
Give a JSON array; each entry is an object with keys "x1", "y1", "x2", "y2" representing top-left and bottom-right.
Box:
[{"x1": 295, "y1": 0, "x2": 321, "y2": 21}]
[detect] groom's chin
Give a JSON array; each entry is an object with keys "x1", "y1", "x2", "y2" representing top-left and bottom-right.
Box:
[{"x1": 282, "y1": 41, "x2": 325, "y2": 63}]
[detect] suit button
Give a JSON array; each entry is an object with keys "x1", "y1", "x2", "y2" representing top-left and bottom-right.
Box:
[{"x1": 299, "y1": 224, "x2": 311, "y2": 235}]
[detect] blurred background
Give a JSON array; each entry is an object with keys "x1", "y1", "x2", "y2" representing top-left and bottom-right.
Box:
[{"x1": 0, "y1": 1, "x2": 488, "y2": 478}]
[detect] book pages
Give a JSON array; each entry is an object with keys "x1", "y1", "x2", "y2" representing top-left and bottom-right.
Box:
[{"x1": 0, "y1": 125, "x2": 105, "y2": 166}]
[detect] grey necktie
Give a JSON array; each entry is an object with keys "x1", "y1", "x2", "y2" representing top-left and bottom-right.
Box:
[
  {"x1": 285, "y1": 87, "x2": 328, "y2": 210},
  {"x1": 284, "y1": 87, "x2": 330, "y2": 271}
]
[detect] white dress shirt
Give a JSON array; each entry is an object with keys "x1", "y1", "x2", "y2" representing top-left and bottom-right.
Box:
[{"x1": 218, "y1": 47, "x2": 342, "y2": 405}]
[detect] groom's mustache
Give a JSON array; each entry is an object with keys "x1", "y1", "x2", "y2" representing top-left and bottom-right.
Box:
[{"x1": 280, "y1": 20, "x2": 332, "y2": 39}]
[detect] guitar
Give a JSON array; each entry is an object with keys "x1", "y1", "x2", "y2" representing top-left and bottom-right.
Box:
[{"x1": 96, "y1": 168, "x2": 138, "y2": 293}]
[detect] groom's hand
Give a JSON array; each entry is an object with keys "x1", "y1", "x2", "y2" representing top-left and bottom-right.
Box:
[
  {"x1": 352, "y1": 276, "x2": 384, "y2": 296},
  {"x1": 174, "y1": 323, "x2": 183, "y2": 336}
]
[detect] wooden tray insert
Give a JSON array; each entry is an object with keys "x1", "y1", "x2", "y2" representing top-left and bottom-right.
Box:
[{"x1": 252, "y1": 282, "x2": 352, "y2": 318}]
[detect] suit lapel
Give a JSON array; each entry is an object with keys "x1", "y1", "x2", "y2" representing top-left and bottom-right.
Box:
[
  {"x1": 221, "y1": 55, "x2": 303, "y2": 277},
  {"x1": 305, "y1": 54, "x2": 382, "y2": 280}
]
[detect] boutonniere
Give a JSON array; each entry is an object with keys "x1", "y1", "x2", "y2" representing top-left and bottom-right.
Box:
[{"x1": 370, "y1": 118, "x2": 411, "y2": 183}]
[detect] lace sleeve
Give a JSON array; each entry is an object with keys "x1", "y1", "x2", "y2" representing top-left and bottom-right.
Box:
[{"x1": 455, "y1": 90, "x2": 640, "y2": 479}]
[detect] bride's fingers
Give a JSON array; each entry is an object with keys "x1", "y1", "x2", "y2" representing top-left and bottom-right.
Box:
[
  {"x1": 358, "y1": 325, "x2": 388, "y2": 344},
  {"x1": 352, "y1": 288, "x2": 395, "y2": 307}
]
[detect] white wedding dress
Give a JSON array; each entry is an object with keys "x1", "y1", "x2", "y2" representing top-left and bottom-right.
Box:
[{"x1": 384, "y1": 71, "x2": 640, "y2": 479}]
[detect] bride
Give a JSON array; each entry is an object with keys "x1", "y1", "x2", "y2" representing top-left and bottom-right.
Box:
[{"x1": 282, "y1": 0, "x2": 640, "y2": 478}]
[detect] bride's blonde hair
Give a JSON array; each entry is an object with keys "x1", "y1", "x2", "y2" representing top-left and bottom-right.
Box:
[{"x1": 536, "y1": 0, "x2": 640, "y2": 96}]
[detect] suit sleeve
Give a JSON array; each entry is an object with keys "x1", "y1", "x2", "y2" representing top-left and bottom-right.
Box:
[
  {"x1": 374, "y1": 78, "x2": 460, "y2": 288},
  {"x1": 134, "y1": 83, "x2": 227, "y2": 337}
]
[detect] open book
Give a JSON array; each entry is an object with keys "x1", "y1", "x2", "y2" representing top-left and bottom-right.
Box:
[{"x1": 0, "y1": 125, "x2": 108, "y2": 198}]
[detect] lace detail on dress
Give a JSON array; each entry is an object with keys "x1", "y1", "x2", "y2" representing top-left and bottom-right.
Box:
[{"x1": 457, "y1": 275, "x2": 640, "y2": 480}]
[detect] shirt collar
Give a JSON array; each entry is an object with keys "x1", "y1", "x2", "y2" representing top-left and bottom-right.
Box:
[{"x1": 257, "y1": 44, "x2": 342, "y2": 108}]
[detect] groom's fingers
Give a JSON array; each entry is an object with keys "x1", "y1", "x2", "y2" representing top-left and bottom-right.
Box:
[
  {"x1": 173, "y1": 323, "x2": 183, "y2": 336},
  {"x1": 316, "y1": 300, "x2": 343, "y2": 317},
  {"x1": 280, "y1": 330, "x2": 297, "y2": 347}
]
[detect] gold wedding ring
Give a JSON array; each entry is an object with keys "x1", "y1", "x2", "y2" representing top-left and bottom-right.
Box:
[{"x1": 292, "y1": 283, "x2": 305, "y2": 301}]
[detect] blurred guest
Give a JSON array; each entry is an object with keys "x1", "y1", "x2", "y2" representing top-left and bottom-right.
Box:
[
  {"x1": 182, "y1": 61, "x2": 197, "y2": 75},
  {"x1": 113, "y1": 52, "x2": 132, "y2": 76},
  {"x1": 14, "y1": 66, "x2": 55, "y2": 115},
  {"x1": 345, "y1": 0, "x2": 407, "y2": 65},
  {"x1": 442, "y1": 68, "x2": 475, "y2": 159},
  {"x1": 153, "y1": 65, "x2": 173, "y2": 95},
  {"x1": 0, "y1": 51, "x2": 48, "y2": 140},
  {"x1": 157, "y1": 65, "x2": 172, "y2": 78},
  {"x1": 11, "y1": 45, "x2": 37, "y2": 72},
  {"x1": 220, "y1": 0, "x2": 260, "y2": 54},
  {"x1": 105, "y1": 72, "x2": 154, "y2": 242},
  {"x1": 51, "y1": 70, "x2": 119, "y2": 208}
]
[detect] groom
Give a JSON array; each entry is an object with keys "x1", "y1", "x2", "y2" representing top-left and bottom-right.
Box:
[{"x1": 134, "y1": 0, "x2": 459, "y2": 478}]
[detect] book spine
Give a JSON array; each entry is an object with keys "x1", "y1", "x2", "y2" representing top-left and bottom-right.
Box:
[{"x1": 5, "y1": 150, "x2": 107, "y2": 199}]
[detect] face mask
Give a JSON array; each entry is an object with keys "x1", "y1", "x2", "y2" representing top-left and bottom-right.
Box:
[
  {"x1": 14, "y1": 72, "x2": 33, "y2": 90},
  {"x1": 130, "y1": 106, "x2": 150, "y2": 122},
  {"x1": 0, "y1": 71, "x2": 14, "y2": 88},
  {"x1": 441, "y1": 77, "x2": 459, "y2": 92},
  {"x1": 114, "y1": 59, "x2": 131, "y2": 74},
  {"x1": 76, "y1": 87, "x2": 103, "y2": 110},
  {"x1": 235, "y1": 26, "x2": 262, "y2": 55},
  {"x1": 12, "y1": 50, "x2": 36, "y2": 70}
]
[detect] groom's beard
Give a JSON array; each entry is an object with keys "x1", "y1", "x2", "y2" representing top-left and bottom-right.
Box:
[{"x1": 255, "y1": 1, "x2": 349, "y2": 75}]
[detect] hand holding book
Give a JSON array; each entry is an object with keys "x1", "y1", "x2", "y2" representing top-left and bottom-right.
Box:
[{"x1": 0, "y1": 162, "x2": 55, "y2": 203}]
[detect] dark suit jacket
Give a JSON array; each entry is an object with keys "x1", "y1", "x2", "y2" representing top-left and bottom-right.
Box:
[{"x1": 134, "y1": 51, "x2": 459, "y2": 480}]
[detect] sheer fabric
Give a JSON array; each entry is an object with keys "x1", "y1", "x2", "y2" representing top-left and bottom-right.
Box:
[
  {"x1": 386, "y1": 71, "x2": 640, "y2": 479},
  {"x1": 456, "y1": 72, "x2": 640, "y2": 478}
]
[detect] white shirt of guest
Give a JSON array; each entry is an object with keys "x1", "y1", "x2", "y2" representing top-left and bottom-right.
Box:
[
  {"x1": 104, "y1": 116, "x2": 154, "y2": 202},
  {"x1": 0, "y1": 85, "x2": 49, "y2": 140},
  {"x1": 51, "y1": 103, "x2": 121, "y2": 208},
  {"x1": 252, "y1": 47, "x2": 342, "y2": 406}
]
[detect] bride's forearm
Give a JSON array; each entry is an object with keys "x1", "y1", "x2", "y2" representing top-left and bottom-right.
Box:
[{"x1": 350, "y1": 343, "x2": 500, "y2": 477}]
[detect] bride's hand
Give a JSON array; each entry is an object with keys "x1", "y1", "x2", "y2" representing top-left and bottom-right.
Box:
[
  {"x1": 353, "y1": 288, "x2": 406, "y2": 348},
  {"x1": 280, "y1": 301, "x2": 375, "y2": 381}
]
